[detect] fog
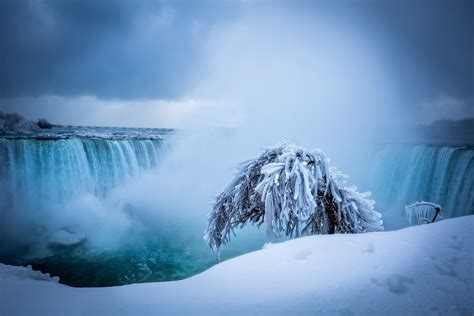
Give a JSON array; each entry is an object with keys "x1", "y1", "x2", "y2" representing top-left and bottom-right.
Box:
[
  {"x1": 73, "y1": 8, "x2": 408, "y2": 247},
  {"x1": 178, "y1": 8, "x2": 407, "y2": 185}
]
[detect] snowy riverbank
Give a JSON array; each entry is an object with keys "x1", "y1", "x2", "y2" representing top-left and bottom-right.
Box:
[{"x1": 1, "y1": 216, "x2": 473, "y2": 316}]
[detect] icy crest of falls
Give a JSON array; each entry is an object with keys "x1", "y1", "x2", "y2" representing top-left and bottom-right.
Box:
[{"x1": 369, "y1": 144, "x2": 473, "y2": 226}]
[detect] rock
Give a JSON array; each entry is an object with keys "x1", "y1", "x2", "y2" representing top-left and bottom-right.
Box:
[{"x1": 47, "y1": 230, "x2": 86, "y2": 249}]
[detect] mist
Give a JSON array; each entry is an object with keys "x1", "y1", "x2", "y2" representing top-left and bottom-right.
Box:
[
  {"x1": 180, "y1": 7, "x2": 407, "y2": 186},
  {"x1": 77, "y1": 7, "x2": 408, "y2": 246}
]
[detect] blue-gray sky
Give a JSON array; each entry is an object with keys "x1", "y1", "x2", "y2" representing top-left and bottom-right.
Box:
[{"x1": 0, "y1": 0, "x2": 472, "y2": 127}]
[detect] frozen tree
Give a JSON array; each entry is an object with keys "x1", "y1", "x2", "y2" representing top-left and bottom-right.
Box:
[
  {"x1": 0, "y1": 111, "x2": 59, "y2": 133},
  {"x1": 204, "y1": 143, "x2": 383, "y2": 254},
  {"x1": 0, "y1": 111, "x2": 36, "y2": 132}
]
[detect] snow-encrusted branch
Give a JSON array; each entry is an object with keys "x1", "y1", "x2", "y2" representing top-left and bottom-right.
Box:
[{"x1": 204, "y1": 143, "x2": 383, "y2": 254}]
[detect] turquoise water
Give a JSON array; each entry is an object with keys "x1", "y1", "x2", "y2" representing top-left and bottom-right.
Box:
[
  {"x1": 1, "y1": 226, "x2": 263, "y2": 287},
  {"x1": 21, "y1": 234, "x2": 260, "y2": 287}
]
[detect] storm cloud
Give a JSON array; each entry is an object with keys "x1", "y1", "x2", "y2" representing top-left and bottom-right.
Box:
[
  {"x1": 0, "y1": 0, "x2": 241, "y2": 99},
  {"x1": 0, "y1": 0, "x2": 472, "y2": 126}
]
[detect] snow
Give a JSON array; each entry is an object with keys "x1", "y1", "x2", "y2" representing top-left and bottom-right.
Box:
[
  {"x1": 405, "y1": 201, "x2": 443, "y2": 225},
  {"x1": 0, "y1": 264, "x2": 59, "y2": 283},
  {"x1": 1, "y1": 216, "x2": 473, "y2": 316},
  {"x1": 47, "y1": 230, "x2": 87, "y2": 249}
]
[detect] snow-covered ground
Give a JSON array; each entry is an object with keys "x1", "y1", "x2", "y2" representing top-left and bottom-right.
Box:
[{"x1": 1, "y1": 216, "x2": 472, "y2": 316}]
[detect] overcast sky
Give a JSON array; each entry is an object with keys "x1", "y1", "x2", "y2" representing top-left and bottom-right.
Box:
[{"x1": 0, "y1": 0, "x2": 472, "y2": 127}]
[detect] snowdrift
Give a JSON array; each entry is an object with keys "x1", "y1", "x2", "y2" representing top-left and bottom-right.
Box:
[{"x1": 1, "y1": 216, "x2": 473, "y2": 316}]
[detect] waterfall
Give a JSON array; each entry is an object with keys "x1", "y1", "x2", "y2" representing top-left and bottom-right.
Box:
[
  {"x1": 0, "y1": 137, "x2": 165, "y2": 211},
  {"x1": 368, "y1": 144, "x2": 473, "y2": 227},
  {"x1": 1, "y1": 134, "x2": 472, "y2": 232}
]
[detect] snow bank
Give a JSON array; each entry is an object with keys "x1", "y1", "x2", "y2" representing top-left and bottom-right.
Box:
[
  {"x1": 1, "y1": 216, "x2": 473, "y2": 316},
  {"x1": 0, "y1": 264, "x2": 59, "y2": 283}
]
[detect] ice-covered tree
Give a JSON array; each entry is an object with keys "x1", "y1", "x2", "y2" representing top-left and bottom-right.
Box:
[{"x1": 204, "y1": 143, "x2": 383, "y2": 254}]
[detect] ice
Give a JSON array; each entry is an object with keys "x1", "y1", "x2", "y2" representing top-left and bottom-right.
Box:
[{"x1": 47, "y1": 230, "x2": 87, "y2": 249}]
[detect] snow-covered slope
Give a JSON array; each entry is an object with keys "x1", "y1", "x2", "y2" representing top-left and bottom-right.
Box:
[{"x1": 1, "y1": 216, "x2": 473, "y2": 316}]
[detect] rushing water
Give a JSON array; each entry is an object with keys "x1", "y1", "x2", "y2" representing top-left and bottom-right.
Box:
[
  {"x1": 0, "y1": 138, "x2": 164, "y2": 209},
  {"x1": 368, "y1": 143, "x2": 473, "y2": 228},
  {"x1": 0, "y1": 127, "x2": 472, "y2": 286}
]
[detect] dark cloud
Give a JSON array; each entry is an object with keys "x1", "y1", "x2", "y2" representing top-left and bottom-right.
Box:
[
  {"x1": 289, "y1": 0, "x2": 473, "y2": 101},
  {"x1": 0, "y1": 0, "x2": 242, "y2": 99},
  {"x1": 362, "y1": 0, "x2": 474, "y2": 100},
  {"x1": 0, "y1": 0, "x2": 472, "y2": 103}
]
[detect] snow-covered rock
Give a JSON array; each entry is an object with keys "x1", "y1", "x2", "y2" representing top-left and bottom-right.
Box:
[
  {"x1": 47, "y1": 230, "x2": 87, "y2": 249},
  {"x1": 0, "y1": 216, "x2": 472, "y2": 315},
  {"x1": 0, "y1": 263, "x2": 59, "y2": 283}
]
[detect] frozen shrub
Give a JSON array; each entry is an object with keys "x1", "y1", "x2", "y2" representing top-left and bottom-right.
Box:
[{"x1": 205, "y1": 143, "x2": 383, "y2": 254}]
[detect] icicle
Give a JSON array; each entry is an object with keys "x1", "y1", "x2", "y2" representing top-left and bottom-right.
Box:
[{"x1": 265, "y1": 191, "x2": 275, "y2": 236}]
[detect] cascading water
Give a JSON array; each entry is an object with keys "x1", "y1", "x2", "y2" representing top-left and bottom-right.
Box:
[
  {"x1": 368, "y1": 144, "x2": 473, "y2": 228},
  {"x1": 0, "y1": 137, "x2": 164, "y2": 211}
]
